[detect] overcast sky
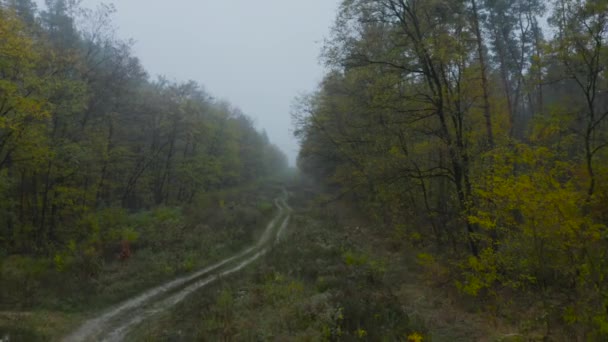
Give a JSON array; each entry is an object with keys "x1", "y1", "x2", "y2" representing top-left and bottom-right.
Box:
[{"x1": 41, "y1": 0, "x2": 341, "y2": 165}]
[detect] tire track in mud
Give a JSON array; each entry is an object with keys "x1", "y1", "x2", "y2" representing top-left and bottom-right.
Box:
[{"x1": 64, "y1": 190, "x2": 292, "y2": 342}]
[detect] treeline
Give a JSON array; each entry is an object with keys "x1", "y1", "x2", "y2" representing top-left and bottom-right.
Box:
[
  {"x1": 0, "y1": 0, "x2": 287, "y2": 255},
  {"x1": 295, "y1": 0, "x2": 608, "y2": 338}
]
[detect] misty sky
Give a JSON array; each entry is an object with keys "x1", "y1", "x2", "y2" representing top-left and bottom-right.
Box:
[{"x1": 38, "y1": 0, "x2": 341, "y2": 165}]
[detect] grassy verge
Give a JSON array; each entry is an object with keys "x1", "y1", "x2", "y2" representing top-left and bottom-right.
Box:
[{"x1": 0, "y1": 181, "x2": 284, "y2": 341}]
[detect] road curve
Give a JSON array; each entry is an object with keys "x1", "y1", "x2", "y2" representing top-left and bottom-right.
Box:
[{"x1": 63, "y1": 190, "x2": 292, "y2": 342}]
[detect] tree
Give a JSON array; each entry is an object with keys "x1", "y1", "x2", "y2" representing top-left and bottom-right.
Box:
[
  {"x1": 483, "y1": 0, "x2": 546, "y2": 137},
  {"x1": 0, "y1": 1, "x2": 288, "y2": 255},
  {"x1": 550, "y1": 0, "x2": 608, "y2": 201}
]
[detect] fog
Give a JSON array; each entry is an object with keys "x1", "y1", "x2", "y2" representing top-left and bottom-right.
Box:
[{"x1": 39, "y1": 0, "x2": 341, "y2": 165}]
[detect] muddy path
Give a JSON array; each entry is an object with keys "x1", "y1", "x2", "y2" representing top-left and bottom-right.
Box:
[{"x1": 63, "y1": 190, "x2": 292, "y2": 342}]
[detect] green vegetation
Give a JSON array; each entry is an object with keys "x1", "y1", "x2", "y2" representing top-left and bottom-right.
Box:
[
  {"x1": 1, "y1": 182, "x2": 285, "y2": 339},
  {"x1": 128, "y1": 189, "x2": 435, "y2": 341},
  {"x1": 294, "y1": 0, "x2": 608, "y2": 339}
]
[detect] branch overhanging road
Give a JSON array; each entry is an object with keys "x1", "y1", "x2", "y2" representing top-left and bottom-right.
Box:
[{"x1": 64, "y1": 189, "x2": 292, "y2": 342}]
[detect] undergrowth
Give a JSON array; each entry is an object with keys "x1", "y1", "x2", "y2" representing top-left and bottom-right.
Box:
[
  {"x1": 129, "y1": 190, "x2": 428, "y2": 341},
  {"x1": 0, "y1": 182, "x2": 282, "y2": 340}
]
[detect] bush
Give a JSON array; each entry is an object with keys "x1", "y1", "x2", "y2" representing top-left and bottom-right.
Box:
[{"x1": 1, "y1": 256, "x2": 50, "y2": 308}]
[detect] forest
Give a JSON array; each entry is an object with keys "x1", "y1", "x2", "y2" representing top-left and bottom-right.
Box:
[
  {"x1": 3, "y1": 0, "x2": 608, "y2": 340},
  {"x1": 294, "y1": 0, "x2": 608, "y2": 338},
  {"x1": 0, "y1": 0, "x2": 287, "y2": 256}
]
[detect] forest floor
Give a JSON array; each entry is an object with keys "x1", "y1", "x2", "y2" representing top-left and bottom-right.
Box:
[
  {"x1": 0, "y1": 181, "x2": 286, "y2": 341},
  {"x1": 126, "y1": 186, "x2": 522, "y2": 341},
  {"x1": 2, "y1": 183, "x2": 524, "y2": 341},
  {"x1": 63, "y1": 190, "x2": 292, "y2": 341}
]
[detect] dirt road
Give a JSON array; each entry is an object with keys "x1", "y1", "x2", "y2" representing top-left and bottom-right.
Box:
[{"x1": 63, "y1": 190, "x2": 292, "y2": 342}]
